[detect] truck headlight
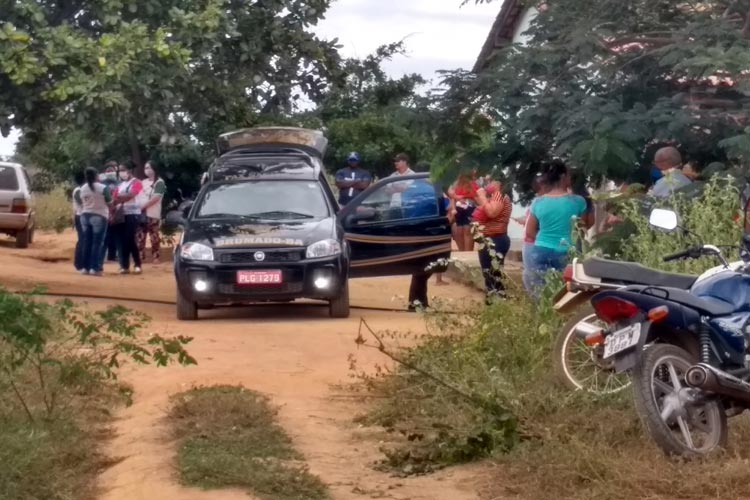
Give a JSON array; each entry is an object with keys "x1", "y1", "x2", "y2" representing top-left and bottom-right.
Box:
[
  {"x1": 306, "y1": 239, "x2": 342, "y2": 259},
  {"x1": 180, "y1": 242, "x2": 214, "y2": 261}
]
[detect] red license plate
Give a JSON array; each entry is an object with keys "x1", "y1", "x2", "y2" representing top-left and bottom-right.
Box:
[{"x1": 236, "y1": 270, "x2": 283, "y2": 286}]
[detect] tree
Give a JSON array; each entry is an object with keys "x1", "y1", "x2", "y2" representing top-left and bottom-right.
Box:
[
  {"x1": 444, "y1": 0, "x2": 750, "y2": 199},
  {"x1": 316, "y1": 42, "x2": 437, "y2": 178},
  {"x1": 2, "y1": 0, "x2": 342, "y2": 172}
]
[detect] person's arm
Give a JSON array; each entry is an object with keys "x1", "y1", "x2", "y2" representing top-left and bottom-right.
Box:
[
  {"x1": 484, "y1": 192, "x2": 504, "y2": 219},
  {"x1": 141, "y1": 180, "x2": 165, "y2": 211},
  {"x1": 579, "y1": 196, "x2": 595, "y2": 229},
  {"x1": 335, "y1": 170, "x2": 354, "y2": 189},
  {"x1": 354, "y1": 173, "x2": 372, "y2": 191},
  {"x1": 115, "y1": 180, "x2": 143, "y2": 203},
  {"x1": 103, "y1": 186, "x2": 112, "y2": 204},
  {"x1": 73, "y1": 189, "x2": 82, "y2": 208},
  {"x1": 475, "y1": 188, "x2": 488, "y2": 206},
  {"x1": 525, "y1": 213, "x2": 539, "y2": 241}
]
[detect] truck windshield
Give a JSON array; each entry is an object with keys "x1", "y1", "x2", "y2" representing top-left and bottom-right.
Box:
[{"x1": 196, "y1": 180, "x2": 330, "y2": 220}]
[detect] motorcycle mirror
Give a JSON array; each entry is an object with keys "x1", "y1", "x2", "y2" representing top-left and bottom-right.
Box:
[{"x1": 649, "y1": 208, "x2": 678, "y2": 232}]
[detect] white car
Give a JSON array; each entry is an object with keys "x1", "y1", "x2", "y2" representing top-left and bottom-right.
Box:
[{"x1": 0, "y1": 162, "x2": 35, "y2": 248}]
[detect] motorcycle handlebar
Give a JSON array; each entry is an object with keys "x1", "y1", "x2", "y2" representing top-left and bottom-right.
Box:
[{"x1": 663, "y1": 248, "x2": 697, "y2": 262}]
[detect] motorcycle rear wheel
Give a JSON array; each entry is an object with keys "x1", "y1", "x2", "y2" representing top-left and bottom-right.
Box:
[
  {"x1": 554, "y1": 306, "x2": 630, "y2": 395},
  {"x1": 632, "y1": 343, "x2": 727, "y2": 457}
]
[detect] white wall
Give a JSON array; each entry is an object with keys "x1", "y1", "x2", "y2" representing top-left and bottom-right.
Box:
[{"x1": 511, "y1": 6, "x2": 538, "y2": 46}]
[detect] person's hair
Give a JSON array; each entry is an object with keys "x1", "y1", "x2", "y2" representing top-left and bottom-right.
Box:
[
  {"x1": 84, "y1": 167, "x2": 98, "y2": 189},
  {"x1": 394, "y1": 153, "x2": 410, "y2": 164},
  {"x1": 531, "y1": 172, "x2": 548, "y2": 194},
  {"x1": 456, "y1": 169, "x2": 474, "y2": 189},
  {"x1": 654, "y1": 146, "x2": 682, "y2": 168},
  {"x1": 74, "y1": 170, "x2": 86, "y2": 186},
  {"x1": 543, "y1": 159, "x2": 568, "y2": 187},
  {"x1": 119, "y1": 160, "x2": 134, "y2": 172},
  {"x1": 104, "y1": 160, "x2": 118, "y2": 171},
  {"x1": 144, "y1": 160, "x2": 160, "y2": 180}
]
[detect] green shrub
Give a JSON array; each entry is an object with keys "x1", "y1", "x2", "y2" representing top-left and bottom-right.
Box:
[
  {"x1": 354, "y1": 275, "x2": 568, "y2": 473},
  {"x1": 34, "y1": 186, "x2": 73, "y2": 233},
  {"x1": 0, "y1": 287, "x2": 196, "y2": 499},
  {"x1": 595, "y1": 176, "x2": 742, "y2": 273}
]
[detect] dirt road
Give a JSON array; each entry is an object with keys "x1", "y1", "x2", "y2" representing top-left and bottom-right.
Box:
[{"x1": 0, "y1": 232, "x2": 487, "y2": 500}]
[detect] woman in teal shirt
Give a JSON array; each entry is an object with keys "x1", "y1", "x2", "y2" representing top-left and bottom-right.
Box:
[{"x1": 524, "y1": 160, "x2": 592, "y2": 296}]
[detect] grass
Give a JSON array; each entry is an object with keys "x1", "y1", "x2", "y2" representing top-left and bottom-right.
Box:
[
  {"x1": 0, "y1": 415, "x2": 113, "y2": 500},
  {"x1": 169, "y1": 385, "x2": 329, "y2": 500},
  {"x1": 354, "y1": 276, "x2": 750, "y2": 500},
  {"x1": 34, "y1": 186, "x2": 72, "y2": 233}
]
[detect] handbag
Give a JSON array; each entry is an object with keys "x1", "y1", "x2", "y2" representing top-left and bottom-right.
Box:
[{"x1": 111, "y1": 204, "x2": 126, "y2": 225}]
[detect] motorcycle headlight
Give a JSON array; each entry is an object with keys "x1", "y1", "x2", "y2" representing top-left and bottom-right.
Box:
[
  {"x1": 306, "y1": 239, "x2": 342, "y2": 259},
  {"x1": 180, "y1": 242, "x2": 214, "y2": 261}
]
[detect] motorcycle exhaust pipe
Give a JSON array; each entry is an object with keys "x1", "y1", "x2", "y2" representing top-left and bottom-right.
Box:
[
  {"x1": 685, "y1": 363, "x2": 750, "y2": 404},
  {"x1": 574, "y1": 321, "x2": 602, "y2": 339}
]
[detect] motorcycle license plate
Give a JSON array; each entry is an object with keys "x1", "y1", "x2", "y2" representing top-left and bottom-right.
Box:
[{"x1": 603, "y1": 323, "x2": 642, "y2": 359}]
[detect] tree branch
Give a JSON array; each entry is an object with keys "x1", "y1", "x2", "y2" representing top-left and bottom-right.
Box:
[{"x1": 355, "y1": 318, "x2": 507, "y2": 415}]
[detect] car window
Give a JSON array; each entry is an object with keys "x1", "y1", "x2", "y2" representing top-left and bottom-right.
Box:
[
  {"x1": 0, "y1": 167, "x2": 19, "y2": 191},
  {"x1": 354, "y1": 178, "x2": 439, "y2": 223},
  {"x1": 196, "y1": 180, "x2": 330, "y2": 220}
]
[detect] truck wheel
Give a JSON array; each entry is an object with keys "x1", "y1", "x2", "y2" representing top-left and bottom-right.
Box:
[
  {"x1": 176, "y1": 288, "x2": 198, "y2": 321},
  {"x1": 329, "y1": 281, "x2": 350, "y2": 318},
  {"x1": 15, "y1": 227, "x2": 30, "y2": 248}
]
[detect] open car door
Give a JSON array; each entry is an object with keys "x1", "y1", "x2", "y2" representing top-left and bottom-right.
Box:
[{"x1": 338, "y1": 173, "x2": 451, "y2": 278}]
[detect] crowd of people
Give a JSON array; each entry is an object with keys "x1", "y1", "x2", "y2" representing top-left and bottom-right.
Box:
[{"x1": 72, "y1": 160, "x2": 166, "y2": 276}]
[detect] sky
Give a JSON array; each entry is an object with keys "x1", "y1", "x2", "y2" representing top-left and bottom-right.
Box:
[{"x1": 0, "y1": 0, "x2": 499, "y2": 158}]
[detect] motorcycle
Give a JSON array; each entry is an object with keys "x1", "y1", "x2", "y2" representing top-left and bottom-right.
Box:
[
  {"x1": 553, "y1": 255, "x2": 743, "y2": 394},
  {"x1": 581, "y1": 207, "x2": 750, "y2": 456}
]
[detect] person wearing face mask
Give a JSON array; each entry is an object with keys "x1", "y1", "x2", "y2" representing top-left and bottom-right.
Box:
[
  {"x1": 101, "y1": 161, "x2": 120, "y2": 262},
  {"x1": 136, "y1": 161, "x2": 166, "y2": 264},
  {"x1": 112, "y1": 162, "x2": 144, "y2": 274}
]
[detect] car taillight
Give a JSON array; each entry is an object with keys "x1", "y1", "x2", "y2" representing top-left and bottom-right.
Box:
[
  {"x1": 563, "y1": 265, "x2": 573, "y2": 282},
  {"x1": 11, "y1": 198, "x2": 27, "y2": 214},
  {"x1": 593, "y1": 296, "x2": 640, "y2": 323}
]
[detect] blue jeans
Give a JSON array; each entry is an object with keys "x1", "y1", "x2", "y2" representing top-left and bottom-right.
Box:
[
  {"x1": 74, "y1": 215, "x2": 84, "y2": 271},
  {"x1": 80, "y1": 213, "x2": 108, "y2": 272},
  {"x1": 477, "y1": 234, "x2": 511, "y2": 295},
  {"x1": 523, "y1": 244, "x2": 568, "y2": 298}
]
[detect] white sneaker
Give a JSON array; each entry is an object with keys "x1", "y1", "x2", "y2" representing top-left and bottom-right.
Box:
[
  {"x1": 133, "y1": 267, "x2": 142, "y2": 275},
  {"x1": 80, "y1": 269, "x2": 89, "y2": 275},
  {"x1": 119, "y1": 268, "x2": 129, "y2": 275}
]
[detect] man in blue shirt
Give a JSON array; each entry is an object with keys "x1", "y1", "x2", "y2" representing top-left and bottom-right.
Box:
[{"x1": 335, "y1": 152, "x2": 372, "y2": 206}]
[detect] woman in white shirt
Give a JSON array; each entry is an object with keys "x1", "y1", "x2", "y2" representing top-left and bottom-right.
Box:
[
  {"x1": 75, "y1": 167, "x2": 112, "y2": 275},
  {"x1": 137, "y1": 161, "x2": 166, "y2": 264}
]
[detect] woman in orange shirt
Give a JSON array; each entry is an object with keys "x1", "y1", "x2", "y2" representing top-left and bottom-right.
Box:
[{"x1": 472, "y1": 179, "x2": 513, "y2": 300}]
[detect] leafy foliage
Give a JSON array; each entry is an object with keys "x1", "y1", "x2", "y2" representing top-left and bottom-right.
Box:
[
  {"x1": 0, "y1": 287, "x2": 195, "y2": 422},
  {"x1": 319, "y1": 42, "x2": 436, "y2": 178},
  {"x1": 592, "y1": 176, "x2": 743, "y2": 271},
  {"x1": 442, "y1": 0, "x2": 750, "y2": 196},
  {"x1": 3, "y1": 0, "x2": 342, "y2": 171}
]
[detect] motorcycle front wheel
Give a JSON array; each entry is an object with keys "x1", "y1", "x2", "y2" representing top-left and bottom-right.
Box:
[
  {"x1": 553, "y1": 306, "x2": 630, "y2": 395},
  {"x1": 632, "y1": 343, "x2": 727, "y2": 457}
]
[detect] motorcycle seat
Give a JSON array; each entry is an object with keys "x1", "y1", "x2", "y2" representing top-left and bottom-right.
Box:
[
  {"x1": 624, "y1": 285, "x2": 735, "y2": 316},
  {"x1": 583, "y1": 257, "x2": 697, "y2": 289}
]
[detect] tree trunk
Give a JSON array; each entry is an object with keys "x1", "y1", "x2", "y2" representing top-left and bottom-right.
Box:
[{"x1": 127, "y1": 125, "x2": 144, "y2": 178}]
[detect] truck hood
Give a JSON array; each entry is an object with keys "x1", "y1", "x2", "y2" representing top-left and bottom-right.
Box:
[{"x1": 183, "y1": 218, "x2": 335, "y2": 248}]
